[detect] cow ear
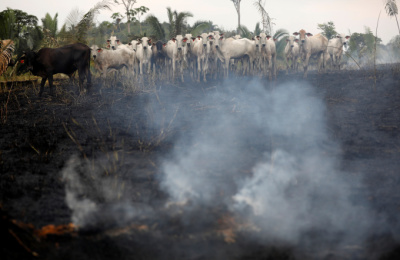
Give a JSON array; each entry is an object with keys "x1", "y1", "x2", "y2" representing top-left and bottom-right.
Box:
[
  {"x1": 97, "y1": 48, "x2": 102, "y2": 53},
  {"x1": 220, "y1": 33, "x2": 224, "y2": 36},
  {"x1": 345, "y1": 36, "x2": 351, "y2": 39},
  {"x1": 286, "y1": 38, "x2": 289, "y2": 42},
  {"x1": 274, "y1": 38, "x2": 278, "y2": 42},
  {"x1": 107, "y1": 39, "x2": 111, "y2": 43},
  {"x1": 172, "y1": 38, "x2": 176, "y2": 43},
  {"x1": 293, "y1": 32, "x2": 299, "y2": 36},
  {"x1": 306, "y1": 33, "x2": 313, "y2": 37},
  {"x1": 197, "y1": 36, "x2": 201, "y2": 40},
  {"x1": 116, "y1": 39, "x2": 120, "y2": 44},
  {"x1": 266, "y1": 36, "x2": 271, "y2": 40},
  {"x1": 294, "y1": 39, "x2": 299, "y2": 43}
]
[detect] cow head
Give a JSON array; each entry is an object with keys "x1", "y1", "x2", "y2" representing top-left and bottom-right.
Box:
[
  {"x1": 175, "y1": 35, "x2": 186, "y2": 51},
  {"x1": 90, "y1": 45, "x2": 102, "y2": 60},
  {"x1": 293, "y1": 29, "x2": 313, "y2": 44},
  {"x1": 286, "y1": 36, "x2": 297, "y2": 48},
  {"x1": 214, "y1": 34, "x2": 224, "y2": 49},
  {"x1": 336, "y1": 34, "x2": 351, "y2": 48},
  {"x1": 198, "y1": 33, "x2": 209, "y2": 47},
  {"x1": 108, "y1": 36, "x2": 121, "y2": 50},
  {"x1": 140, "y1": 37, "x2": 151, "y2": 50},
  {"x1": 19, "y1": 51, "x2": 37, "y2": 72},
  {"x1": 185, "y1": 33, "x2": 193, "y2": 47}
]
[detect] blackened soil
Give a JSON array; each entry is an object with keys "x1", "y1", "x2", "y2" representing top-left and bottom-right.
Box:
[{"x1": 1, "y1": 66, "x2": 400, "y2": 260}]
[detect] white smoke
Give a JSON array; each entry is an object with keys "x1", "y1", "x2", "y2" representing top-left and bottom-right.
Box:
[{"x1": 160, "y1": 79, "x2": 372, "y2": 245}]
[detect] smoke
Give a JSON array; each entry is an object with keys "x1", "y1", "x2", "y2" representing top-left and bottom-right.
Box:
[
  {"x1": 159, "y1": 79, "x2": 373, "y2": 247},
  {"x1": 60, "y1": 78, "x2": 388, "y2": 257}
]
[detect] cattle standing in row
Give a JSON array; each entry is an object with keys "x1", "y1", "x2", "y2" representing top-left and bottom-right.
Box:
[
  {"x1": 256, "y1": 32, "x2": 277, "y2": 79},
  {"x1": 191, "y1": 33, "x2": 213, "y2": 82},
  {"x1": 20, "y1": 43, "x2": 91, "y2": 96},
  {"x1": 136, "y1": 37, "x2": 153, "y2": 75},
  {"x1": 327, "y1": 34, "x2": 350, "y2": 70},
  {"x1": 90, "y1": 45, "x2": 135, "y2": 78},
  {"x1": 293, "y1": 29, "x2": 328, "y2": 78},
  {"x1": 284, "y1": 36, "x2": 300, "y2": 74},
  {"x1": 151, "y1": 40, "x2": 167, "y2": 75},
  {"x1": 165, "y1": 35, "x2": 188, "y2": 82},
  {"x1": 0, "y1": 39, "x2": 15, "y2": 77}
]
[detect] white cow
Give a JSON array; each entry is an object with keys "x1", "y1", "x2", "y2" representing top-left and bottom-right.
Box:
[
  {"x1": 191, "y1": 33, "x2": 213, "y2": 82},
  {"x1": 293, "y1": 29, "x2": 328, "y2": 78},
  {"x1": 214, "y1": 35, "x2": 257, "y2": 77},
  {"x1": 136, "y1": 37, "x2": 153, "y2": 75},
  {"x1": 90, "y1": 45, "x2": 135, "y2": 78},
  {"x1": 284, "y1": 36, "x2": 300, "y2": 74},
  {"x1": 165, "y1": 35, "x2": 188, "y2": 82},
  {"x1": 107, "y1": 36, "x2": 121, "y2": 50},
  {"x1": 327, "y1": 34, "x2": 350, "y2": 70},
  {"x1": 255, "y1": 32, "x2": 276, "y2": 79}
]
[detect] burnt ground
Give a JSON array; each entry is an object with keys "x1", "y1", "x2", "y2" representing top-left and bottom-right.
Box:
[{"x1": 1, "y1": 66, "x2": 400, "y2": 260}]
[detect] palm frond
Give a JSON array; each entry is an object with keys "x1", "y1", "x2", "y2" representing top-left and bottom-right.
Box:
[
  {"x1": 145, "y1": 14, "x2": 165, "y2": 41},
  {"x1": 385, "y1": 0, "x2": 398, "y2": 16},
  {"x1": 174, "y1": 11, "x2": 193, "y2": 35},
  {"x1": 238, "y1": 25, "x2": 252, "y2": 39},
  {"x1": 190, "y1": 20, "x2": 212, "y2": 36},
  {"x1": 253, "y1": 0, "x2": 273, "y2": 34}
]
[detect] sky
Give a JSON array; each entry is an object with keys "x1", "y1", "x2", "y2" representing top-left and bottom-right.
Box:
[{"x1": 1, "y1": 0, "x2": 399, "y2": 44}]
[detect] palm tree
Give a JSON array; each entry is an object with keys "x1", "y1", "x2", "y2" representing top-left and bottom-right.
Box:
[
  {"x1": 384, "y1": 0, "x2": 400, "y2": 35},
  {"x1": 189, "y1": 20, "x2": 218, "y2": 36},
  {"x1": 166, "y1": 7, "x2": 193, "y2": 38},
  {"x1": 41, "y1": 13, "x2": 58, "y2": 37},
  {"x1": 145, "y1": 14, "x2": 166, "y2": 41},
  {"x1": 59, "y1": 0, "x2": 112, "y2": 45},
  {"x1": 272, "y1": 28, "x2": 289, "y2": 60},
  {"x1": 238, "y1": 25, "x2": 252, "y2": 39}
]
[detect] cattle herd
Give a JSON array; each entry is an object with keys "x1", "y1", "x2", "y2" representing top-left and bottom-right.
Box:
[{"x1": 13, "y1": 29, "x2": 350, "y2": 95}]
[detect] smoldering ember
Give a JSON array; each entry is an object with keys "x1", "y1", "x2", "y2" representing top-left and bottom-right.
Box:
[{"x1": 2, "y1": 1, "x2": 400, "y2": 259}]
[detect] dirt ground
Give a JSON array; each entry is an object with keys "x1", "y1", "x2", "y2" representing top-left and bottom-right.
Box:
[{"x1": 1, "y1": 66, "x2": 400, "y2": 260}]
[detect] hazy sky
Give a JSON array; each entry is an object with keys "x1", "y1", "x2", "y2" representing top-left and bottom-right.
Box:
[{"x1": 1, "y1": 0, "x2": 399, "y2": 44}]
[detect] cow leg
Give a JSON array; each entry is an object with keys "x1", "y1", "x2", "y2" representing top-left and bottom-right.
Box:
[
  {"x1": 48, "y1": 74, "x2": 55, "y2": 96},
  {"x1": 39, "y1": 77, "x2": 47, "y2": 97},
  {"x1": 303, "y1": 53, "x2": 311, "y2": 78}
]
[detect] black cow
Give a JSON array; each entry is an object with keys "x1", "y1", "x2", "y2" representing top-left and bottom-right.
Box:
[
  {"x1": 151, "y1": 41, "x2": 166, "y2": 73},
  {"x1": 20, "y1": 43, "x2": 91, "y2": 96}
]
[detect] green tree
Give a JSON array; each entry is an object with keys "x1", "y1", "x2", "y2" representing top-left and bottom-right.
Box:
[
  {"x1": 189, "y1": 20, "x2": 219, "y2": 36},
  {"x1": 317, "y1": 21, "x2": 338, "y2": 39},
  {"x1": 114, "y1": 0, "x2": 137, "y2": 34},
  {"x1": 348, "y1": 27, "x2": 382, "y2": 64},
  {"x1": 254, "y1": 22, "x2": 261, "y2": 36},
  {"x1": 273, "y1": 28, "x2": 289, "y2": 60},
  {"x1": 145, "y1": 14, "x2": 166, "y2": 41},
  {"x1": 0, "y1": 8, "x2": 16, "y2": 39},
  {"x1": 166, "y1": 7, "x2": 193, "y2": 38},
  {"x1": 128, "y1": 6, "x2": 149, "y2": 35},
  {"x1": 41, "y1": 13, "x2": 58, "y2": 37}
]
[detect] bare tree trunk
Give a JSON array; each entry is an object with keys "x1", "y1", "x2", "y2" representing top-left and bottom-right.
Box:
[{"x1": 395, "y1": 14, "x2": 400, "y2": 35}]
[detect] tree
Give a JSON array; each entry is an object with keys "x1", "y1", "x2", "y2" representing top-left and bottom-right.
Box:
[
  {"x1": 114, "y1": 0, "x2": 137, "y2": 34},
  {"x1": 384, "y1": 0, "x2": 400, "y2": 35},
  {"x1": 317, "y1": 21, "x2": 337, "y2": 39},
  {"x1": 0, "y1": 8, "x2": 42, "y2": 55},
  {"x1": 189, "y1": 20, "x2": 219, "y2": 36},
  {"x1": 145, "y1": 14, "x2": 166, "y2": 41},
  {"x1": 231, "y1": 0, "x2": 242, "y2": 33},
  {"x1": 348, "y1": 27, "x2": 382, "y2": 64},
  {"x1": 41, "y1": 13, "x2": 58, "y2": 37},
  {"x1": 41, "y1": 13, "x2": 59, "y2": 47},
  {"x1": 253, "y1": 0, "x2": 273, "y2": 34},
  {"x1": 59, "y1": 0, "x2": 112, "y2": 45},
  {"x1": 166, "y1": 7, "x2": 193, "y2": 38},
  {"x1": 128, "y1": 6, "x2": 149, "y2": 35}
]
